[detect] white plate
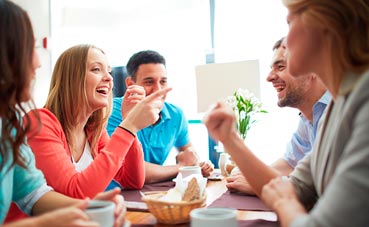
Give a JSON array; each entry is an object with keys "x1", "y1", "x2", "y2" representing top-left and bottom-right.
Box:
[{"x1": 207, "y1": 172, "x2": 224, "y2": 181}]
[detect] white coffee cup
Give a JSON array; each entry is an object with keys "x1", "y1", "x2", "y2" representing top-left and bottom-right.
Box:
[
  {"x1": 85, "y1": 200, "x2": 115, "y2": 227},
  {"x1": 179, "y1": 166, "x2": 201, "y2": 178},
  {"x1": 190, "y1": 207, "x2": 237, "y2": 227}
]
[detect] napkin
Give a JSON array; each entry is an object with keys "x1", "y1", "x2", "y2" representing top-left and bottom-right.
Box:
[{"x1": 160, "y1": 173, "x2": 207, "y2": 202}]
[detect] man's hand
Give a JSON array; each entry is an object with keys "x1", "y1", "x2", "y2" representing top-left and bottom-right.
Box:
[
  {"x1": 176, "y1": 150, "x2": 198, "y2": 166},
  {"x1": 226, "y1": 172, "x2": 256, "y2": 195},
  {"x1": 176, "y1": 146, "x2": 214, "y2": 177},
  {"x1": 199, "y1": 161, "x2": 214, "y2": 177}
]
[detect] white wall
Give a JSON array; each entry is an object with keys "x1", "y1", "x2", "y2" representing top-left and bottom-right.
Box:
[
  {"x1": 11, "y1": 0, "x2": 52, "y2": 108},
  {"x1": 14, "y1": 0, "x2": 299, "y2": 165},
  {"x1": 213, "y1": 0, "x2": 299, "y2": 164}
]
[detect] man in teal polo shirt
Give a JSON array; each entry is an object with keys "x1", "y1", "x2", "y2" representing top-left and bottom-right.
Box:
[{"x1": 107, "y1": 50, "x2": 213, "y2": 183}]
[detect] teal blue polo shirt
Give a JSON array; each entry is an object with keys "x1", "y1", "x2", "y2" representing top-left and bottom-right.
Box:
[{"x1": 107, "y1": 97, "x2": 190, "y2": 165}]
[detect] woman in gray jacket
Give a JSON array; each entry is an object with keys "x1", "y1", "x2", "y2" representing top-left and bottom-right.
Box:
[{"x1": 204, "y1": 0, "x2": 369, "y2": 226}]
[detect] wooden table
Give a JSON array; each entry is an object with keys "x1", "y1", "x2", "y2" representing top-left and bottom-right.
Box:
[{"x1": 125, "y1": 178, "x2": 277, "y2": 226}]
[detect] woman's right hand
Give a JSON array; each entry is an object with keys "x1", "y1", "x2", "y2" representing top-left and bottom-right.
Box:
[
  {"x1": 120, "y1": 87, "x2": 172, "y2": 134},
  {"x1": 121, "y1": 85, "x2": 146, "y2": 119}
]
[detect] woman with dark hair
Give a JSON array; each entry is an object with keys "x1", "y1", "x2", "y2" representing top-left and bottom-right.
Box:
[{"x1": 0, "y1": 1, "x2": 125, "y2": 226}]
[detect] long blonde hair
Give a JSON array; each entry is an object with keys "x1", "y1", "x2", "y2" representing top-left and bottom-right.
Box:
[
  {"x1": 283, "y1": 0, "x2": 369, "y2": 76},
  {"x1": 45, "y1": 44, "x2": 112, "y2": 156}
]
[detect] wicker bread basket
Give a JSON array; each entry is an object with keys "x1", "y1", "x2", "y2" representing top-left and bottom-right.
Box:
[{"x1": 141, "y1": 191, "x2": 206, "y2": 224}]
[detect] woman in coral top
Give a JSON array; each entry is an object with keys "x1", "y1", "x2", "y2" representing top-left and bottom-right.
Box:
[{"x1": 27, "y1": 44, "x2": 171, "y2": 198}]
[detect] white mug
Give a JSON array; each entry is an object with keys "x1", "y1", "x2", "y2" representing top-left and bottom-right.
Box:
[
  {"x1": 85, "y1": 200, "x2": 115, "y2": 227},
  {"x1": 190, "y1": 207, "x2": 237, "y2": 227},
  {"x1": 179, "y1": 166, "x2": 201, "y2": 178}
]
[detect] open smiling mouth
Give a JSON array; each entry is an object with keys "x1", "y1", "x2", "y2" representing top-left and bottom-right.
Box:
[
  {"x1": 96, "y1": 87, "x2": 109, "y2": 95},
  {"x1": 274, "y1": 84, "x2": 285, "y2": 92}
]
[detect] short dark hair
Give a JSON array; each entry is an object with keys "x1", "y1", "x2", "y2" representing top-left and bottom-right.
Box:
[
  {"x1": 272, "y1": 37, "x2": 285, "y2": 51},
  {"x1": 126, "y1": 50, "x2": 166, "y2": 81}
]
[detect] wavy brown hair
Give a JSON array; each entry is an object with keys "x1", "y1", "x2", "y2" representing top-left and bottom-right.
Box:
[
  {"x1": 44, "y1": 44, "x2": 112, "y2": 156},
  {"x1": 0, "y1": 0, "x2": 39, "y2": 171}
]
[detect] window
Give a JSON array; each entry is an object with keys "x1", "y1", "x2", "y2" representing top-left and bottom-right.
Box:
[{"x1": 49, "y1": 0, "x2": 297, "y2": 164}]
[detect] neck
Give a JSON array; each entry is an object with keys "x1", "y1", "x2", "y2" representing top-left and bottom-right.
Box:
[
  {"x1": 70, "y1": 112, "x2": 90, "y2": 158},
  {"x1": 299, "y1": 88, "x2": 326, "y2": 122},
  {"x1": 76, "y1": 109, "x2": 91, "y2": 131},
  {"x1": 314, "y1": 42, "x2": 340, "y2": 100}
]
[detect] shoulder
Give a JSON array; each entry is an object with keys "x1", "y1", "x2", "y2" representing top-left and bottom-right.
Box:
[
  {"x1": 26, "y1": 108, "x2": 63, "y2": 134},
  {"x1": 351, "y1": 70, "x2": 369, "y2": 102},
  {"x1": 38, "y1": 108, "x2": 61, "y2": 125},
  {"x1": 338, "y1": 70, "x2": 369, "y2": 117},
  {"x1": 111, "y1": 97, "x2": 123, "y2": 110},
  {"x1": 343, "y1": 71, "x2": 369, "y2": 125},
  {"x1": 113, "y1": 96, "x2": 124, "y2": 105},
  {"x1": 161, "y1": 102, "x2": 187, "y2": 124},
  {"x1": 163, "y1": 102, "x2": 185, "y2": 115},
  {"x1": 25, "y1": 108, "x2": 59, "y2": 125}
]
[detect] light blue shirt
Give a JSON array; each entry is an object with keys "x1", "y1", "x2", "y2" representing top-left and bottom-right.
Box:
[
  {"x1": 283, "y1": 91, "x2": 331, "y2": 168},
  {"x1": 0, "y1": 121, "x2": 50, "y2": 223},
  {"x1": 107, "y1": 97, "x2": 190, "y2": 165}
]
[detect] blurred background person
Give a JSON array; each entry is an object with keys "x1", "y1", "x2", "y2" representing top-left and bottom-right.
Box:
[{"x1": 0, "y1": 1, "x2": 125, "y2": 226}]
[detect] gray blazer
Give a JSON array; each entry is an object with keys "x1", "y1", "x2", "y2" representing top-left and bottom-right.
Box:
[{"x1": 290, "y1": 70, "x2": 369, "y2": 227}]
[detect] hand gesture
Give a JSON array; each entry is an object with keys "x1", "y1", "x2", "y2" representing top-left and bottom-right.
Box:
[
  {"x1": 121, "y1": 87, "x2": 172, "y2": 134},
  {"x1": 203, "y1": 102, "x2": 238, "y2": 143},
  {"x1": 121, "y1": 85, "x2": 145, "y2": 119}
]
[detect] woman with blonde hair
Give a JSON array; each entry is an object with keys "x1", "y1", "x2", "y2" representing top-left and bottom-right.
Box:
[
  {"x1": 0, "y1": 1, "x2": 125, "y2": 226},
  {"x1": 23, "y1": 44, "x2": 171, "y2": 198},
  {"x1": 204, "y1": 0, "x2": 369, "y2": 226}
]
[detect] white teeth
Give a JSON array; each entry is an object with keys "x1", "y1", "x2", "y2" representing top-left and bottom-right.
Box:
[
  {"x1": 96, "y1": 87, "x2": 109, "y2": 94},
  {"x1": 275, "y1": 86, "x2": 284, "y2": 92}
]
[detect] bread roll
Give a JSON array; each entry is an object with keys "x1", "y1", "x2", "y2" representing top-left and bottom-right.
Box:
[{"x1": 182, "y1": 178, "x2": 200, "y2": 201}]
